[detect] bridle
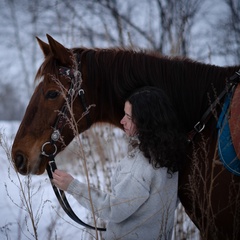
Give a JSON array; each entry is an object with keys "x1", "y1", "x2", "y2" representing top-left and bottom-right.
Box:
[{"x1": 41, "y1": 57, "x2": 106, "y2": 231}]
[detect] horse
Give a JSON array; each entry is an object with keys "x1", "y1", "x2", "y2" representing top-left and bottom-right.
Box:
[{"x1": 11, "y1": 34, "x2": 240, "y2": 239}]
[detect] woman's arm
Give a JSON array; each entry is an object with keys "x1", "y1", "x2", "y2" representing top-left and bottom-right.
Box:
[{"x1": 53, "y1": 169, "x2": 149, "y2": 223}]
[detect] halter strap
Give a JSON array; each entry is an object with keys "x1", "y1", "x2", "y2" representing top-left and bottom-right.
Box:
[{"x1": 58, "y1": 65, "x2": 91, "y2": 129}]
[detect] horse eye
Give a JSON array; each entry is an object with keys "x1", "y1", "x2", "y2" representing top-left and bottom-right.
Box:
[{"x1": 46, "y1": 91, "x2": 60, "y2": 99}]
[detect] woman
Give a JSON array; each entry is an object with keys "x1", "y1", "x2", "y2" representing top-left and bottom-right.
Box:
[{"x1": 53, "y1": 86, "x2": 186, "y2": 239}]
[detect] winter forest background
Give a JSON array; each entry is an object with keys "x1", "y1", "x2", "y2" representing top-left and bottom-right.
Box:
[{"x1": 0, "y1": 0, "x2": 239, "y2": 239}]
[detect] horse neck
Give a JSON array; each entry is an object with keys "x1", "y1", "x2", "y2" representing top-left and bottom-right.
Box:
[{"x1": 81, "y1": 48, "x2": 240, "y2": 132}]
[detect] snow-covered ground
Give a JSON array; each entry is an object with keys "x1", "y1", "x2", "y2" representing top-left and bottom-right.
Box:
[
  {"x1": 0, "y1": 121, "x2": 111, "y2": 240},
  {"x1": 0, "y1": 121, "x2": 199, "y2": 240}
]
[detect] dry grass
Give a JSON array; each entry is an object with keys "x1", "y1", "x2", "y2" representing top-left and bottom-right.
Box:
[{"x1": 1, "y1": 123, "x2": 200, "y2": 239}]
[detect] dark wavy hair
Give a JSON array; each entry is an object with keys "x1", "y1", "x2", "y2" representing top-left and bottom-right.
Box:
[{"x1": 127, "y1": 86, "x2": 186, "y2": 174}]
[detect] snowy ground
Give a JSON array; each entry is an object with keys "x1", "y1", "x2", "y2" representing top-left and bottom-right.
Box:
[
  {"x1": 0, "y1": 121, "x2": 109, "y2": 240},
  {"x1": 0, "y1": 121, "x2": 199, "y2": 240}
]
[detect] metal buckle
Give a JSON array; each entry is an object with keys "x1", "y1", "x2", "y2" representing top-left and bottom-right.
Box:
[
  {"x1": 49, "y1": 160, "x2": 57, "y2": 172},
  {"x1": 68, "y1": 88, "x2": 75, "y2": 96},
  {"x1": 194, "y1": 121, "x2": 205, "y2": 133},
  {"x1": 51, "y1": 130, "x2": 60, "y2": 142},
  {"x1": 79, "y1": 89, "x2": 85, "y2": 96}
]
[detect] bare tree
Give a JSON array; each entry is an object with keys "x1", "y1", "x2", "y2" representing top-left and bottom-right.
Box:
[
  {"x1": 211, "y1": 0, "x2": 240, "y2": 65},
  {"x1": 223, "y1": 0, "x2": 240, "y2": 63},
  {"x1": 73, "y1": 0, "x2": 203, "y2": 55},
  {"x1": 0, "y1": 0, "x2": 237, "y2": 113}
]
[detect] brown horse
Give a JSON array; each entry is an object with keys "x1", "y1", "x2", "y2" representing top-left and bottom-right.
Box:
[{"x1": 11, "y1": 34, "x2": 240, "y2": 239}]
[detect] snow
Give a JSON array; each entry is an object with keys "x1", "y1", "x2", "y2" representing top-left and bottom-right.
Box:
[
  {"x1": 0, "y1": 121, "x2": 107, "y2": 240},
  {"x1": 0, "y1": 121, "x2": 199, "y2": 240}
]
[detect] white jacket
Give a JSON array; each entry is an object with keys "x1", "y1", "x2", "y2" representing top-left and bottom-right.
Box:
[{"x1": 67, "y1": 147, "x2": 178, "y2": 240}]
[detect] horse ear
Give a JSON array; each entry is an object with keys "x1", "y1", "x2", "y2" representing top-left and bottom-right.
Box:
[
  {"x1": 36, "y1": 37, "x2": 50, "y2": 57},
  {"x1": 46, "y1": 34, "x2": 72, "y2": 66}
]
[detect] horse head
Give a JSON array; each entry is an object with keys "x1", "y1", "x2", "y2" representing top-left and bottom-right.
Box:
[{"x1": 11, "y1": 35, "x2": 94, "y2": 175}]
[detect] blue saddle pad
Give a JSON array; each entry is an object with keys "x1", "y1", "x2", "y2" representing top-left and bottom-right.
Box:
[{"x1": 217, "y1": 93, "x2": 240, "y2": 176}]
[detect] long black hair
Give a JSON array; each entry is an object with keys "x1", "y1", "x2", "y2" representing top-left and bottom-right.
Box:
[{"x1": 127, "y1": 86, "x2": 186, "y2": 173}]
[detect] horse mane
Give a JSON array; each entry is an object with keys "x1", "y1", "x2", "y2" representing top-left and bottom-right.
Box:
[{"x1": 77, "y1": 47, "x2": 230, "y2": 131}]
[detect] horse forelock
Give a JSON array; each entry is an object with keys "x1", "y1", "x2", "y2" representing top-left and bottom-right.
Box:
[{"x1": 34, "y1": 55, "x2": 59, "y2": 84}]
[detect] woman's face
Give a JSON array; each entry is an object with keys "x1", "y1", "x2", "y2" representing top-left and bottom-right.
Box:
[{"x1": 120, "y1": 101, "x2": 137, "y2": 137}]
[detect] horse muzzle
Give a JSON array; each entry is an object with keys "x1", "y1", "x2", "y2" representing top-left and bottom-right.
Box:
[{"x1": 12, "y1": 151, "x2": 47, "y2": 175}]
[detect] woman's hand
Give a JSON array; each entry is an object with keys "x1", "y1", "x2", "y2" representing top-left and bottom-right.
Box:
[{"x1": 52, "y1": 169, "x2": 74, "y2": 191}]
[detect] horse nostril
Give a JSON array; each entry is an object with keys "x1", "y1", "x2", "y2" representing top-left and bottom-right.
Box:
[{"x1": 14, "y1": 153, "x2": 26, "y2": 171}]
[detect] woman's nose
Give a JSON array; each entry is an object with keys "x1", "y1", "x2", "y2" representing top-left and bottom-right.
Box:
[{"x1": 120, "y1": 116, "x2": 125, "y2": 125}]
